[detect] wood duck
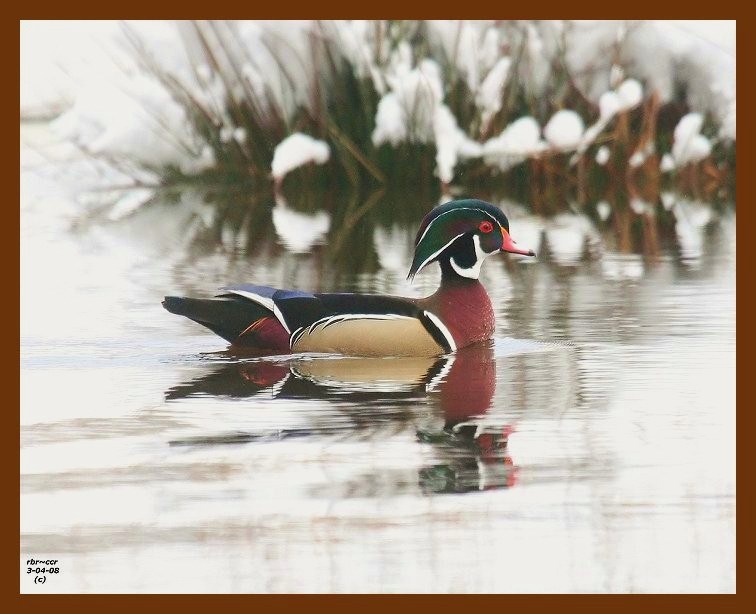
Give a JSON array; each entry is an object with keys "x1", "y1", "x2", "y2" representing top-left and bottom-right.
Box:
[{"x1": 163, "y1": 199, "x2": 535, "y2": 356}]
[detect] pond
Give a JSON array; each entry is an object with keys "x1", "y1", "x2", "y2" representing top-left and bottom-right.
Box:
[{"x1": 20, "y1": 127, "x2": 735, "y2": 593}]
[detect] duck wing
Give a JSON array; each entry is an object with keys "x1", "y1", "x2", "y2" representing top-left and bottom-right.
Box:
[{"x1": 222, "y1": 285, "x2": 455, "y2": 356}]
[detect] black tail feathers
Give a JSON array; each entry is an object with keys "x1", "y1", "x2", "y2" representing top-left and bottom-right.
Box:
[{"x1": 162, "y1": 295, "x2": 271, "y2": 344}]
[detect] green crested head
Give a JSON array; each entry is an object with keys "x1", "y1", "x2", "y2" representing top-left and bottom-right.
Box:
[{"x1": 408, "y1": 199, "x2": 535, "y2": 281}]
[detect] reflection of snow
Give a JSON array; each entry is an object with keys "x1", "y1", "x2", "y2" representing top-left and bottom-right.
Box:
[
  {"x1": 507, "y1": 214, "x2": 544, "y2": 259},
  {"x1": 107, "y1": 188, "x2": 154, "y2": 221},
  {"x1": 544, "y1": 214, "x2": 599, "y2": 266},
  {"x1": 672, "y1": 197, "x2": 714, "y2": 266},
  {"x1": 373, "y1": 224, "x2": 414, "y2": 272},
  {"x1": 601, "y1": 253, "x2": 644, "y2": 280},
  {"x1": 271, "y1": 193, "x2": 331, "y2": 254}
]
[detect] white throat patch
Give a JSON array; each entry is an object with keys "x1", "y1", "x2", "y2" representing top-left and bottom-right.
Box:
[{"x1": 450, "y1": 235, "x2": 492, "y2": 279}]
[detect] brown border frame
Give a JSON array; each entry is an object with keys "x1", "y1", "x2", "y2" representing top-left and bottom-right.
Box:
[{"x1": 10, "y1": 10, "x2": 747, "y2": 608}]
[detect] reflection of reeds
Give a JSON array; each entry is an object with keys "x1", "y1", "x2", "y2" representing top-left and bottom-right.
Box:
[
  {"x1": 108, "y1": 20, "x2": 734, "y2": 210},
  {"x1": 174, "y1": 180, "x2": 723, "y2": 288}
]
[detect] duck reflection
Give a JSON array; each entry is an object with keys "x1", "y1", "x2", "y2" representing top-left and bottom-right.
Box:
[{"x1": 166, "y1": 341, "x2": 516, "y2": 494}]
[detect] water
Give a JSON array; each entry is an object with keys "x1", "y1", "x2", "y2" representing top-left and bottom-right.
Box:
[{"x1": 20, "y1": 127, "x2": 735, "y2": 593}]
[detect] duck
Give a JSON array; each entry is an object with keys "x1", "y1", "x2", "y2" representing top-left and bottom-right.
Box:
[{"x1": 162, "y1": 199, "x2": 535, "y2": 357}]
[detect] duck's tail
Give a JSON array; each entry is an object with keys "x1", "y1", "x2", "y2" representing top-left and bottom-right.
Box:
[{"x1": 162, "y1": 295, "x2": 281, "y2": 347}]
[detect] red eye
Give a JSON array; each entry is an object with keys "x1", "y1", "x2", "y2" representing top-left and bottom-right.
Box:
[{"x1": 479, "y1": 221, "x2": 493, "y2": 233}]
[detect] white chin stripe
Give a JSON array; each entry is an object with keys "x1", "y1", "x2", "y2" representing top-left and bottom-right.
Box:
[{"x1": 450, "y1": 235, "x2": 489, "y2": 279}]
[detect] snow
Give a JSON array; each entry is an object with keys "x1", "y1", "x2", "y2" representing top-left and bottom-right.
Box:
[
  {"x1": 433, "y1": 105, "x2": 482, "y2": 183},
  {"x1": 483, "y1": 116, "x2": 545, "y2": 171},
  {"x1": 271, "y1": 133, "x2": 331, "y2": 181},
  {"x1": 599, "y1": 91, "x2": 621, "y2": 120},
  {"x1": 233, "y1": 128, "x2": 247, "y2": 144},
  {"x1": 572, "y1": 79, "x2": 644, "y2": 163},
  {"x1": 595, "y1": 146, "x2": 610, "y2": 166},
  {"x1": 544, "y1": 110, "x2": 585, "y2": 150},
  {"x1": 22, "y1": 19, "x2": 735, "y2": 186},
  {"x1": 51, "y1": 75, "x2": 212, "y2": 174},
  {"x1": 332, "y1": 20, "x2": 387, "y2": 94},
  {"x1": 630, "y1": 198, "x2": 654, "y2": 215},
  {"x1": 372, "y1": 94, "x2": 406, "y2": 147},
  {"x1": 373, "y1": 52, "x2": 444, "y2": 146},
  {"x1": 372, "y1": 49, "x2": 478, "y2": 182},
  {"x1": 670, "y1": 113, "x2": 712, "y2": 167},
  {"x1": 573, "y1": 21, "x2": 734, "y2": 139},
  {"x1": 596, "y1": 201, "x2": 611, "y2": 221},
  {"x1": 609, "y1": 64, "x2": 625, "y2": 88},
  {"x1": 477, "y1": 57, "x2": 512, "y2": 128},
  {"x1": 629, "y1": 142, "x2": 654, "y2": 168},
  {"x1": 616, "y1": 79, "x2": 643, "y2": 111},
  {"x1": 660, "y1": 154, "x2": 676, "y2": 173},
  {"x1": 426, "y1": 22, "x2": 502, "y2": 93}
]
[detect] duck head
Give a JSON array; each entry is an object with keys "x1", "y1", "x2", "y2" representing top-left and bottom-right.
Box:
[{"x1": 408, "y1": 199, "x2": 535, "y2": 281}]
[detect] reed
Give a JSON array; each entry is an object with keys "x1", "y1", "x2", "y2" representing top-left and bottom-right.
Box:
[{"x1": 89, "y1": 20, "x2": 735, "y2": 210}]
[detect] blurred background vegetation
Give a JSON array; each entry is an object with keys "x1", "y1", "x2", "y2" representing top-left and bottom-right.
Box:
[{"x1": 21, "y1": 20, "x2": 735, "y2": 263}]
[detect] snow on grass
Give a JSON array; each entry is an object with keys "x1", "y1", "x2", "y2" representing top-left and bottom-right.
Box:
[
  {"x1": 572, "y1": 78, "x2": 645, "y2": 163},
  {"x1": 595, "y1": 146, "x2": 610, "y2": 166},
  {"x1": 373, "y1": 48, "x2": 443, "y2": 146},
  {"x1": 596, "y1": 201, "x2": 611, "y2": 221},
  {"x1": 51, "y1": 75, "x2": 210, "y2": 174},
  {"x1": 371, "y1": 93, "x2": 406, "y2": 147},
  {"x1": 544, "y1": 110, "x2": 584, "y2": 151},
  {"x1": 426, "y1": 21, "x2": 501, "y2": 93},
  {"x1": 670, "y1": 113, "x2": 712, "y2": 168},
  {"x1": 616, "y1": 79, "x2": 643, "y2": 111},
  {"x1": 271, "y1": 133, "x2": 331, "y2": 181},
  {"x1": 433, "y1": 105, "x2": 482, "y2": 183},
  {"x1": 332, "y1": 20, "x2": 387, "y2": 94},
  {"x1": 660, "y1": 153, "x2": 676, "y2": 173},
  {"x1": 629, "y1": 142, "x2": 655, "y2": 168},
  {"x1": 483, "y1": 116, "x2": 544, "y2": 171},
  {"x1": 476, "y1": 56, "x2": 512, "y2": 128},
  {"x1": 23, "y1": 20, "x2": 734, "y2": 191}
]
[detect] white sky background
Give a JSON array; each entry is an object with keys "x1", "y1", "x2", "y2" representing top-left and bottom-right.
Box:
[{"x1": 20, "y1": 20, "x2": 735, "y2": 117}]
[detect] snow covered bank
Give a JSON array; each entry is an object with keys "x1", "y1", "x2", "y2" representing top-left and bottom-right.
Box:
[{"x1": 22, "y1": 20, "x2": 735, "y2": 193}]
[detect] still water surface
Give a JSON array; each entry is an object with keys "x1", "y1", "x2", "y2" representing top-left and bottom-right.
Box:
[{"x1": 21, "y1": 134, "x2": 735, "y2": 593}]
